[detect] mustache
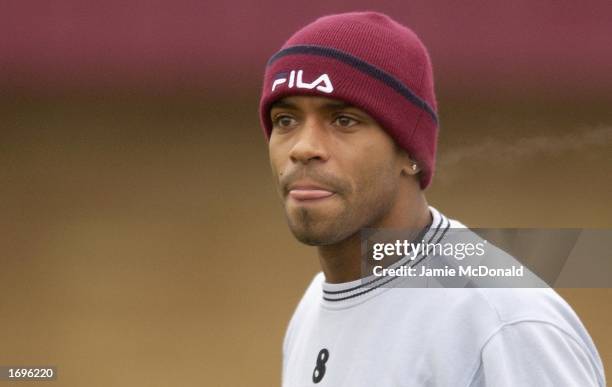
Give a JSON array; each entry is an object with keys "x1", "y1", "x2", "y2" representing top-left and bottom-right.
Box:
[{"x1": 280, "y1": 167, "x2": 352, "y2": 196}]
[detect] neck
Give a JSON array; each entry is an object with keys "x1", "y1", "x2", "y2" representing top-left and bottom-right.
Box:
[{"x1": 317, "y1": 191, "x2": 431, "y2": 284}]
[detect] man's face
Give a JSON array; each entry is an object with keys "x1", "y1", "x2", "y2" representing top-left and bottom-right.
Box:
[{"x1": 268, "y1": 95, "x2": 406, "y2": 246}]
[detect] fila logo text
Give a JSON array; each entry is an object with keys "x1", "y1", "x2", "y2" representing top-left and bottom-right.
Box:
[{"x1": 271, "y1": 70, "x2": 334, "y2": 93}]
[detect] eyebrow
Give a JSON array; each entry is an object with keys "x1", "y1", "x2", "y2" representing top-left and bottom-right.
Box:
[{"x1": 270, "y1": 98, "x2": 355, "y2": 111}]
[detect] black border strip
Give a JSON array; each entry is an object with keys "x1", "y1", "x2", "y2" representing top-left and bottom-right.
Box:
[
  {"x1": 267, "y1": 44, "x2": 438, "y2": 124},
  {"x1": 323, "y1": 216, "x2": 451, "y2": 302}
]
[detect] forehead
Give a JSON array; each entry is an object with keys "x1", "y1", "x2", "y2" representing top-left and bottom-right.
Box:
[{"x1": 270, "y1": 95, "x2": 358, "y2": 111}]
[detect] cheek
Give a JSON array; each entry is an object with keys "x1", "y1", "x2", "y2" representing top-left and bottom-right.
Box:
[
  {"x1": 360, "y1": 162, "x2": 397, "y2": 198},
  {"x1": 269, "y1": 156, "x2": 280, "y2": 178},
  {"x1": 344, "y1": 143, "x2": 399, "y2": 203},
  {"x1": 352, "y1": 133, "x2": 396, "y2": 171},
  {"x1": 268, "y1": 140, "x2": 286, "y2": 176}
]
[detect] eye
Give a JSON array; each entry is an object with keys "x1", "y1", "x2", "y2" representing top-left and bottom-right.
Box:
[
  {"x1": 272, "y1": 114, "x2": 298, "y2": 129},
  {"x1": 333, "y1": 115, "x2": 359, "y2": 128}
]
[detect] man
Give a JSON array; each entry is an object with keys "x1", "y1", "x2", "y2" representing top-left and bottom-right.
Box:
[{"x1": 258, "y1": 11, "x2": 605, "y2": 386}]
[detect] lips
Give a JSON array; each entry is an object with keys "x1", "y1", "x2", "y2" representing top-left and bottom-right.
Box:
[{"x1": 288, "y1": 183, "x2": 335, "y2": 201}]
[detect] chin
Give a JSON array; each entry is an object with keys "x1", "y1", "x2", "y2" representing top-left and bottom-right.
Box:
[
  {"x1": 291, "y1": 228, "x2": 340, "y2": 246},
  {"x1": 284, "y1": 200, "x2": 357, "y2": 245},
  {"x1": 286, "y1": 213, "x2": 343, "y2": 246}
]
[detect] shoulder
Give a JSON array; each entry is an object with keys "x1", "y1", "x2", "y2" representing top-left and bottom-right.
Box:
[
  {"x1": 282, "y1": 272, "x2": 324, "y2": 351},
  {"x1": 426, "y1": 237, "x2": 599, "y2": 350},
  {"x1": 419, "y1": 287, "x2": 604, "y2": 386},
  {"x1": 286, "y1": 271, "x2": 324, "y2": 323},
  {"x1": 439, "y1": 208, "x2": 595, "y2": 340},
  {"x1": 419, "y1": 288, "x2": 578, "y2": 343},
  {"x1": 465, "y1": 289, "x2": 606, "y2": 386},
  {"x1": 475, "y1": 320, "x2": 604, "y2": 386},
  {"x1": 473, "y1": 287, "x2": 602, "y2": 361},
  {"x1": 474, "y1": 287, "x2": 579, "y2": 324}
]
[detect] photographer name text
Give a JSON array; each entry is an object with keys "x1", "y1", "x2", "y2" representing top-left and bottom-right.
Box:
[{"x1": 372, "y1": 265, "x2": 524, "y2": 278}]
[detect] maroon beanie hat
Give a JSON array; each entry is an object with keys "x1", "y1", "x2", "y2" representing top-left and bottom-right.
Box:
[{"x1": 259, "y1": 11, "x2": 438, "y2": 189}]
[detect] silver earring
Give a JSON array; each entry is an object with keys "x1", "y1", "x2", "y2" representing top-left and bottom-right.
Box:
[{"x1": 411, "y1": 163, "x2": 418, "y2": 171}]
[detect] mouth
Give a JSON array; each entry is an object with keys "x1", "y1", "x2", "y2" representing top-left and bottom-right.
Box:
[
  {"x1": 289, "y1": 189, "x2": 335, "y2": 201},
  {"x1": 287, "y1": 183, "x2": 336, "y2": 202}
]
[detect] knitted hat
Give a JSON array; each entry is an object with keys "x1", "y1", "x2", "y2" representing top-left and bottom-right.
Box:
[{"x1": 259, "y1": 11, "x2": 438, "y2": 189}]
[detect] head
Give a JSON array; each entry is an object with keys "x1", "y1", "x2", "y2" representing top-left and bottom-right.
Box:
[
  {"x1": 259, "y1": 12, "x2": 439, "y2": 245},
  {"x1": 268, "y1": 95, "x2": 421, "y2": 245}
]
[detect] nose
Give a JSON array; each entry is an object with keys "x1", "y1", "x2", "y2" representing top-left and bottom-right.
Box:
[{"x1": 289, "y1": 118, "x2": 330, "y2": 164}]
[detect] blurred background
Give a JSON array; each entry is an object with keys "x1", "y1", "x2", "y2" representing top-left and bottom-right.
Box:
[{"x1": 1, "y1": 1, "x2": 611, "y2": 386}]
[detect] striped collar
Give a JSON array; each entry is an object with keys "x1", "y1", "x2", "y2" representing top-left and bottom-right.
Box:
[{"x1": 320, "y1": 206, "x2": 452, "y2": 309}]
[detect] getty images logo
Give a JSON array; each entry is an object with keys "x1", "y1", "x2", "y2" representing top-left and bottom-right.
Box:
[{"x1": 271, "y1": 70, "x2": 334, "y2": 93}]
